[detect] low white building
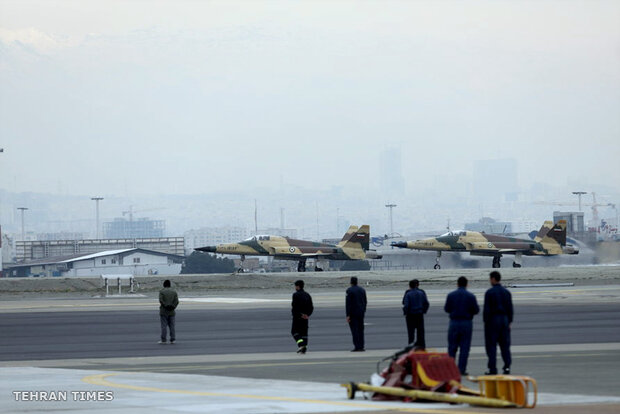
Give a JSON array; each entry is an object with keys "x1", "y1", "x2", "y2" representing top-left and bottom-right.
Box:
[{"x1": 4, "y1": 248, "x2": 184, "y2": 278}]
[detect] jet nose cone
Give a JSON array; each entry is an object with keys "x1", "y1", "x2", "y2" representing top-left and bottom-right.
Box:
[
  {"x1": 391, "y1": 241, "x2": 408, "y2": 248},
  {"x1": 195, "y1": 246, "x2": 217, "y2": 253}
]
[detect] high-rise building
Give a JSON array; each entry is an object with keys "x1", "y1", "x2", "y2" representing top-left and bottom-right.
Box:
[
  {"x1": 103, "y1": 217, "x2": 165, "y2": 239},
  {"x1": 553, "y1": 211, "x2": 585, "y2": 234},
  {"x1": 379, "y1": 146, "x2": 405, "y2": 197},
  {"x1": 184, "y1": 227, "x2": 249, "y2": 253}
]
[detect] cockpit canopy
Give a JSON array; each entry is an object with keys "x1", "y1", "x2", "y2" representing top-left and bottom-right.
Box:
[
  {"x1": 245, "y1": 235, "x2": 272, "y2": 241},
  {"x1": 439, "y1": 230, "x2": 467, "y2": 237}
]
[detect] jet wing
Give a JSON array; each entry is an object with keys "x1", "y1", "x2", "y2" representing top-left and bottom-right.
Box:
[
  {"x1": 272, "y1": 247, "x2": 336, "y2": 257},
  {"x1": 497, "y1": 249, "x2": 521, "y2": 254},
  {"x1": 469, "y1": 248, "x2": 524, "y2": 256}
]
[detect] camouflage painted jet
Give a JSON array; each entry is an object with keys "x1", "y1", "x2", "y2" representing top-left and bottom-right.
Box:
[
  {"x1": 391, "y1": 220, "x2": 578, "y2": 269},
  {"x1": 195, "y1": 225, "x2": 382, "y2": 272}
]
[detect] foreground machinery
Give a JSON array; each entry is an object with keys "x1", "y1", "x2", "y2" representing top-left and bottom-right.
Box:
[{"x1": 342, "y1": 347, "x2": 537, "y2": 409}]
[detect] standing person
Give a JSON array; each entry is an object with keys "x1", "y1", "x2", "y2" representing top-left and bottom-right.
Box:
[
  {"x1": 159, "y1": 279, "x2": 179, "y2": 344},
  {"x1": 291, "y1": 280, "x2": 313, "y2": 354},
  {"x1": 346, "y1": 276, "x2": 367, "y2": 352},
  {"x1": 483, "y1": 271, "x2": 513, "y2": 375},
  {"x1": 402, "y1": 279, "x2": 429, "y2": 349},
  {"x1": 444, "y1": 276, "x2": 480, "y2": 375}
]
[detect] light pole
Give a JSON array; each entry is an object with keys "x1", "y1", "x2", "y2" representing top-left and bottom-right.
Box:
[
  {"x1": 572, "y1": 191, "x2": 587, "y2": 212},
  {"x1": 17, "y1": 207, "x2": 28, "y2": 241},
  {"x1": 254, "y1": 199, "x2": 258, "y2": 235},
  {"x1": 385, "y1": 203, "x2": 397, "y2": 238},
  {"x1": 91, "y1": 197, "x2": 104, "y2": 239}
]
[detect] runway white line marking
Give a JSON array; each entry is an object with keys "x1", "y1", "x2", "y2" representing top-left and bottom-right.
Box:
[{"x1": 182, "y1": 297, "x2": 289, "y2": 304}]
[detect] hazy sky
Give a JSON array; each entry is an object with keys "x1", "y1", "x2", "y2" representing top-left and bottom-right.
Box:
[{"x1": 1, "y1": 0, "x2": 619, "y2": 197}]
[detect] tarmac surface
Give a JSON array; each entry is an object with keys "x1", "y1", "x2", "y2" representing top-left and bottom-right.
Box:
[{"x1": 1, "y1": 266, "x2": 620, "y2": 413}]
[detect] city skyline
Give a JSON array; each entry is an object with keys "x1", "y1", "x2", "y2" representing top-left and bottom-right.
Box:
[{"x1": 0, "y1": 173, "x2": 616, "y2": 241}]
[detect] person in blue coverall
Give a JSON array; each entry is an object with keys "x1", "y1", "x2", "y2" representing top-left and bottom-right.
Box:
[
  {"x1": 484, "y1": 271, "x2": 513, "y2": 375},
  {"x1": 444, "y1": 276, "x2": 479, "y2": 375},
  {"x1": 345, "y1": 276, "x2": 367, "y2": 352},
  {"x1": 402, "y1": 279, "x2": 429, "y2": 349}
]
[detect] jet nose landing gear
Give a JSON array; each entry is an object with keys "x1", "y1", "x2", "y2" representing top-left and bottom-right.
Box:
[
  {"x1": 237, "y1": 255, "x2": 246, "y2": 273},
  {"x1": 433, "y1": 252, "x2": 441, "y2": 269}
]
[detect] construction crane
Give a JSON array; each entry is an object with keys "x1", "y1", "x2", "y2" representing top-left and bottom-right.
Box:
[
  {"x1": 534, "y1": 193, "x2": 611, "y2": 212},
  {"x1": 122, "y1": 206, "x2": 165, "y2": 223},
  {"x1": 534, "y1": 193, "x2": 615, "y2": 231}
]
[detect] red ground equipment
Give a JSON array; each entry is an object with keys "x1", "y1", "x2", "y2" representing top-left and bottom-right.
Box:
[
  {"x1": 343, "y1": 345, "x2": 537, "y2": 408},
  {"x1": 373, "y1": 347, "x2": 477, "y2": 401}
]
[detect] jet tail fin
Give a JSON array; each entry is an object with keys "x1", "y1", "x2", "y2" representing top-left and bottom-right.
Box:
[
  {"x1": 337, "y1": 225, "x2": 370, "y2": 251},
  {"x1": 534, "y1": 221, "x2": 554, "y2": 242},
  {"x1": 535, "y1": 220, "x2": 567, "y2": 246}
]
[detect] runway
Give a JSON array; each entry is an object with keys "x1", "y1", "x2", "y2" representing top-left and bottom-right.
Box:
[
  {"x1": 3, "y1": 303, "x2": 620, "y2": 361},
  {"x1": 2, "y1": 281, "x2": 620, "y2": 413}
]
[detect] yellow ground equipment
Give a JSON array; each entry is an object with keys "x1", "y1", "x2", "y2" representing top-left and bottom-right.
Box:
[
  {"x1": 342, "y1": 346, "x2": 537, "y2": 408},
  {"x1": 341, "y1": 382, "x2": 517, "y2": 408},
  {"x1": 469, "y1": 375, "x2": 537, "y2": 408}
]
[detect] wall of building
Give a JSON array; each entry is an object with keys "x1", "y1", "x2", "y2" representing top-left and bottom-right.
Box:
[
  {"x1": 15, "y1": 237, "x2": 185, "y2": 262},
  {"x1": 68, "y1": 252, "x2": 178, "y2": 277},
  {"x1": 70, "y1": 263, "x2": 181, "y2": 277},
  {"x1": 67, "y1": 262, "x2": 181, "y2": 277}
]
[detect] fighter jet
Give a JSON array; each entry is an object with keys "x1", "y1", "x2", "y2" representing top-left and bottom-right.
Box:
[
  {"x1": 391, "y1": 220, "x2": 578, "y2": 269},
  {"x1": 195, "y1": 225, "x2": 382, "y2": 272}
]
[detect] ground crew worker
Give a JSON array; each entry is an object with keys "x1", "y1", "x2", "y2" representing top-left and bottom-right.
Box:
[
  {"x1": 444, "y1": 276, "x2": 479, "y2": 375},
  {"x1": 484, "y1": 271, "x2": 513, "y2": 374},
  {"x1": 346, "y1": 276, "x2": 367, "y2": 352},
  {"x1": 291, "y1": 279, "x2": 313, "y2": 354},
  {"x1": 159, "y1": 279, "x2": 179, "y2": 344},
  {"x1": 402, "y1": 279, "x2": 429, "y2": 349}
]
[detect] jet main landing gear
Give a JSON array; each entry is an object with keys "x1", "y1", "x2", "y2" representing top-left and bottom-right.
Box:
[
  {"x1": 512, "y1": 252, "x2": 523, "y2": 268},
  {"x1": 297, "y1": 259, "x2": 307, "y2": 272},
  {"x1": 492, "y1": 255, "x2": 502, "y2": 268}
]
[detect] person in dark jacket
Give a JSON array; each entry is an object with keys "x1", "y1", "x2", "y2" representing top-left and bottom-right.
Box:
[
  {"x1": 402, "y1": 279, "x2": 429, "y2": 348},
  {"x1": 444, "y1": 276, "x2": 480, "y2": 375},
  {"x1": 483, "y1": 271, "x2": 513, "y2": 374},
  {"x1": 346, "y1": 276, "x2": 367, "y2": 352},
  {"x1": 159, "y1": 279, "x2": 179, "y2": 344},
  {"x1": 291, "y1": 279, "x2": 314, "y2": 354}
]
